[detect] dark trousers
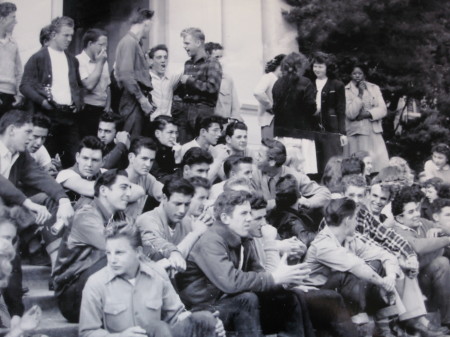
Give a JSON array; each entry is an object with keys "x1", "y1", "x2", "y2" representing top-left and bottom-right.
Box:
[
  {"x1": 138, "y1": 312, "x2": 216, "y2": 337},
  {"x1": 315, "y1": 132, "x2": 343, "y2": 174},
  {"x1": 257, "y1": 288, "x2": 316, "y2": 337},
  {"x1": 44, "y1": 108, "x2": 80, "y2": 168},
  {"x1": 209, "y1": 292, "x2": 262, "y2": 337},
  {"x1": 3, "y1": 251, "x2": 24, "y2": 317},
  {"x1": 0, "y1": 93, "x2": 14, "y2": 117},
  {"x1": 57, "y1": 257, "x2": 107, "y2": 323},
  {"x1": 419, "y1": 256, "x2": 450, "y2": 325},
  {"x1": 171, "y1": 101, "x2": 215, "y2": 144},
  {"x1": 78, "y1": 104, "x2": 105, "y2": 139},
  {"x1": 301, "y1": 289, "x2": 358, "y2": 337},
  {"x1": 321, "y1": 261, "x2": 390, "y2": 317},
  {"x1": 119, "y1": 90, "x2": 151, "y2": 138}
]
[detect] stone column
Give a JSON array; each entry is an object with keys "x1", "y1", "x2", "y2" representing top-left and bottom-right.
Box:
[{"x1": 260, "y1": 0, "x2": 298, "y2": 63}]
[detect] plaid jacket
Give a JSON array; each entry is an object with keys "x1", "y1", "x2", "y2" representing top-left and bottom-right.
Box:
[{"x1": 355, "y1": 207, "x2": 417, "y2": 259}]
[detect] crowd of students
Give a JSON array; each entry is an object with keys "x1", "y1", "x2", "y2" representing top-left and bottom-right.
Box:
[{"x1": 0, "y1": 2, "x2": 450, "y2": 337}]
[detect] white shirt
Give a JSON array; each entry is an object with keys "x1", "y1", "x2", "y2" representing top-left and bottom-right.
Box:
[
  {"x1": 30, "y1": 146, "x2": 51, "y2": 169},
  {"x1": 76, "y1": 50, "x2": 110, "y2": 107},
  {"x1": 315, "y1": 78, "x2": 328, "y2": 112},
  {"x1": 254, "y1": 72, "x2": 278, "y2": 127},
  {"x1": 48, "y1": 47, "x2": 72, "y2": 105},
  {"x1": 0, "y1": 140, "x2": 19, "y2": 178},
  {"x1": 149, "y1": 70, "x2": 180, "y2": 120}
]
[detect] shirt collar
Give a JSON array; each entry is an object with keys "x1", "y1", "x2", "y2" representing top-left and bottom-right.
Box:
[
  {"x1": 93, "y1": 197, "x2": 116, "y2": 225},
  {"x1": 104, "y1": 260, "x2": 157, "y2": 283},
  {"x1": 190, "y1": 50, "x2": 208, "y2": 64},
  {"x1": 0, "y1": 140, "x2": 13, "y2": 158},
  {"x1": 394, "y1": 220, "x2": 423, "y2": 235},
  {"x1": 80, "y1": 50, "x2": 95, "y2": 63},
  {"x1": 150, "y1": 69, "x2": 168, "y2": 80},
  {"x1": 211, "y1": 222, "x2": 242, "y2": 248}
]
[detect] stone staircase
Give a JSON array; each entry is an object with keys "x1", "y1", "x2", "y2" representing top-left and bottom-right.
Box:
[{"x1": 0, "y1": 265, "x2": 78, "y2": 337}]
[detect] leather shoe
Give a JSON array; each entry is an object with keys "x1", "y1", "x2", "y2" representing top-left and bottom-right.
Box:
[{"x1": 405, "y1": 320, "x2": 447, "y2": 337}]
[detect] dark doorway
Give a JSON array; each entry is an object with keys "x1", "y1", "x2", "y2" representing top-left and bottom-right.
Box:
[{"x1": 63, "y1": 0, "x2": 150, "y2": 68}]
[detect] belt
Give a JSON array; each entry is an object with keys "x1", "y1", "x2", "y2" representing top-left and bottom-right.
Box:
[{"x1": 53, "y1": 103, "x2": 76, "y2": 113}]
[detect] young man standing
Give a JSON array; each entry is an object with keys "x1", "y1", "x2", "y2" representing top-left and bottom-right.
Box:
[
  {"x1": 172, "y1": 28, "x2": 222, "y2": 144},
  {"x1": 0, "y1": 2, "x2": 23, "y2": 116},
  {"x1": 115, "y1": 9, "x2": 155, "y2": 137},
  {"x1": 53, "y1": 170, "x2": 131, "y2": 323},
  {"x1": 21, "y1": 16, "x2": 83, "y2": 168},
  {"x1": 147, "y1": 44, "x2": 180, "y2": 120},
  {"x1": 76, "y1": 29, "x2": 111, "y2": 138}
]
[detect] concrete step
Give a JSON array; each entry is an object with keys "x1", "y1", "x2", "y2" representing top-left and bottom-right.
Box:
[
  {"x1": 22, "y1": 265, "x2": 52, "y2": 291},
  {"x1": 23, "y1": 289, "x2": 59, "y2": 316}
]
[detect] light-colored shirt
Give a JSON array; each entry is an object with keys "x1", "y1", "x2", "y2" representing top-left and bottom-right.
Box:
[
  {"x1": 254, "y1": 72, "x2": 278, "y2": 127},
  {"x1": 149, "y1": 69, "x2": 180, "y2": 120},
  {"x1": 29, "y1": 146, "x2": 51, "y2": 169},
  {"x1": 125, "y1": 173, "x2": 163, "y2": 222},
  {"x1": 0, "y1": 140, "x2": 19, "y2": 178},
  {"x1": 179, "y1": 138, "x2": 211, "y2": 160},
  {"x1": 315, "y1": 78, "x2": 327, "y2": 112},
  {"x1": 424, "y1": 160, "x2": 450, "y2": 184},
  {"x1": 135, "y1": 205, "x2": 193, "y2": 260},
  {"x1": 80, "y1": 260, "x2": 186, "y2": 337},
  {"x1": 303, "y1": 225, "x2": 399, "y2": 287},
  {"x1": 0, "y1": 36, "x2": 22, "y2": 95},
  {"x1": 215, "y1": 74, "x2": 241, "y2": 119},
  {"x1": 48, "y1": 47, "x2": 72, "y2": 105},
  {"x1": 76, "y1": 50, "x2": 110, "y2": 107}
]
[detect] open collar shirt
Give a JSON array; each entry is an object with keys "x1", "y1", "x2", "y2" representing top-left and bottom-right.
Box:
[
  {"x1": 79, "y1": 260, "x2": 185, "y2": 337},
  {"x1": 0, "y1": 140, "x2": 19, "y2": 179}
]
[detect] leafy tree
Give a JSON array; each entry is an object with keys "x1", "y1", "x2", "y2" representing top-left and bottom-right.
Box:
[{"x1": 282, "y1": 0, "x2": 450, "y2": 171}]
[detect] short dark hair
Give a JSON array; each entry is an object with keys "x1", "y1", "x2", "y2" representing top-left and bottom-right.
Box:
[
  {"x1": 431, "y1": 198, "x2": 450, "y2": 215},
  {"x1": 195, "y1": 115, "x2": 224, "y2": 136},
  {"x1": 342, "y1": 157, "x2": 364, "y2": 176},
  {"x1": 422, "y1": 177, "x2": 443, "y2": 190},
  {"x1": 32, "y1": 114, "x2": 51, "y2": 130},
  {"x1": 438, "y1": 183, "x2": 450, "y2": 199},
  {"x1": 162, "y1": 178, "x2": 195, "y2": 199},
  {"x1": 82, "y1": 28, "x2": 107, "y2": 49},
  {"x1": 214, "y1": 190, "x2": 252, "y2": 220},
  {"x1": 432, "y1": 143, "x2": 450, "y2": 162},
  {"x1": 148, "y1": 44, "x2": 168, "y2": 59},
  {"x1": 342, "y1": 174, "x2": 367, "y2": 193},
  {"x1": 225, "y1": 120, "x2": 247, "y2": 138},
  {"x1": 182, "y1": 147, "x2": 213, "y2": 167},
  {"x1": 129, "y1": 137, "x2": 157, "y2": 155},
  {"x1": 0, "y1": 110, "x2": 32, "y2": 135},
  {"x1": 0, "y1": 2, "x2": 16, "y2": 18},
  {"x1": 105, "y1": 221, "x2": 142, "y2": 249},
  {"x1": 188, "y1": 176, "x2": 211, "y2": 191},
  {"x1": 78, "y1": 136, "x2": 105, "y2": 155},
  {"x1": 311, "y1": 51, "x2": 338, "y2": 79},
  {"x1": 39, "y1": 25, "x2": 52, "y2": 46},
  {"x1": 180, "y1": 27, "x2": 205, "y2": 43},
  {"x1": 262, "y1": 138, "x2": 287, "y2": 167},
  {"x1": 324, "y1": 198, "x2": 357, "y2": 227},
  {"x1": 223, "y1": 155, "x2": 253, "y2": 179},
  {"x1": 94, "y1": 169, "x2": 127, "y2": 197},
  {"x1": 265, "y1": 54, "x2": 285, "y2": 74},
  {"x1": 129, "y1": 8, "x2": 154, "y2": 25},
  {"x1": 50, "y1": 16, "x2": 74, "y2": 34},
  {"x1": 150, "y1": 115, "x2": 177, "y2": 139},
  {"x1": 250, "y1": 193, "x2": 267, "y2": 211},
  {"x1": 275, "y1": 174, "x2": 299, "y2": 208},
  {"x1": 99, "y1": 112, "x2": 123, "y2": 130},
  {"x1": 205, "y1": 42, "x2": 223, "y2": 55},
  {"x1": 391, "y1": 186, "x2": 424, "y2": 217}
]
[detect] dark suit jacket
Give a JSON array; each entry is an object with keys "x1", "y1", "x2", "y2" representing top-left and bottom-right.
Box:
[
  {"x1": 20, "y1": 47, "x2": 83, "y2": 113},
  {"x1": 313, "y1": 78, "x2": 346, "y2": 134}
]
